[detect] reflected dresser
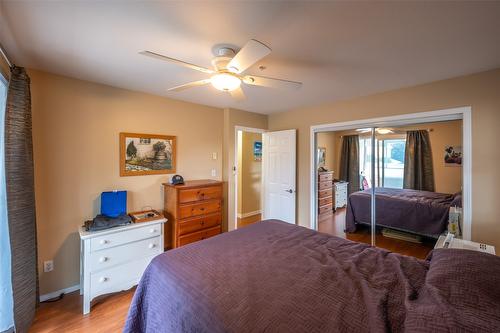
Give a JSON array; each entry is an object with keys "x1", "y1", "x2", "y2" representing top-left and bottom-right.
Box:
[{"x1": 163, "y1": 179, "x2": 223, "y2": 249}]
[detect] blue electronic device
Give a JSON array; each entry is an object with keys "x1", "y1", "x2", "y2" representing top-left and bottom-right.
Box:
[{"x1": 100, "y1": 190, "x2": 127, "y2": 218}]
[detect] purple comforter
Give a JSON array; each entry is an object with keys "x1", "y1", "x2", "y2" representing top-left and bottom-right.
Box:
[
  {"x1": 124, "y1": 220, "x2": 500, "y2": 332},
  {"x1": 345, "y1": 188, "x2": 457, "y2": 237}
]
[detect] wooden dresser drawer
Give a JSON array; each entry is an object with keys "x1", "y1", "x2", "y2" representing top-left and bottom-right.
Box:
[
  {"x1": 179, "y1": 186, "x2": 222, "y2": 203},
  {"x1": 90, "y1": 224, "x2": 162, "y2": 252},
  {"x1": 318, "y1": 181, "x2": 332, "y2": 191},
  {"x1": 318, "y1": 188, "x2": 331, "y2": 199},
  {"x1": 178, "y1": 213, "x2": 222, "y2": 236},
  {"x1": 318, "y1": 203, "x2": 333, "y2": 215},
  {"x1": 177, "y1": 226, "x2": 221, "y2": 247},
  {"x1": 318, "y1": 196, "x2": 333, "y2": 207},
  {"x1": 318, "y1": 172, "x2": 333, "y2": 182},
  {"x1": 179, "y1": 200, "x2": 221, "y2": 219}
]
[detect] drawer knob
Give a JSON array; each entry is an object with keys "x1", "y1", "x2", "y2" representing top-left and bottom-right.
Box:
[
  {"x1": 100, "y1": 239, "x2": 109, "y2": 245},
  {"x1": 200, "y1": 221, "x2": 205, "y2": 226},
  {"x1": 148, "y1": 243, "x2": 156, "y2": 249},
  {"x1": 99, "y1": 257, "x2": 108, "y2": 263},
  {"x1": 149, "y1": 228, "x2": 156, "y2": 233},
  {"x1": 99, "y1": 277, "x2": 108, "y2": 283}
]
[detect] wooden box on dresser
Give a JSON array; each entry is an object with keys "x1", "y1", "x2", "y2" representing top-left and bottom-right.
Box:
[
  {"x1": 318, "y1": 171, "x2": 334, "y2": 218},
  {"x1": 163, "y1": 179, "x2": 223, "y2": 249}
]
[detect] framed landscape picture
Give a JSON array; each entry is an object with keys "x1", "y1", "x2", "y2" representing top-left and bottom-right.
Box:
[{"x1": 120, "y1": 132, "x2": 176, "y2": 176}]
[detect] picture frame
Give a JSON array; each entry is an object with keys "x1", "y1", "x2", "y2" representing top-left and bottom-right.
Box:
[
  {"x1": 120, "y1": 132, "x2": 176, "y2": 176},
  {"x1": 317, "y1": 147, "x2": 326, "y2": 168},
  {"x1": 444, "y1": 145, "x2": 462, "y2": 167},
  {"x1": 254, "y1": 141, "x2": 262, "y2": 161}
]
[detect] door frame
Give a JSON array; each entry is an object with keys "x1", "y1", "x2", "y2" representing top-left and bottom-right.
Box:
[
  {"x1": 233, "y1": 126, "x2": 266, "y2": 230},
  {"x1": 309, "y1": 106, "x2": 472, "y2": 240}
]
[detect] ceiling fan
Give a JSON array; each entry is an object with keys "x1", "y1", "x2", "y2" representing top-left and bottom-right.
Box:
[
  {"x1": 139, "y1": 39, "x2": 302, "y2": 101},
  {"x1": 356, "y1": 128, "x2": 394, "y2": 135}
]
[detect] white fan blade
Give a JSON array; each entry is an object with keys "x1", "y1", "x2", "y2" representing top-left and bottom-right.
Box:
[
  {"x1": 140, "y1": 51, "x2": 214, "y2": 74},
  {"x1": 243, "y1": 75, "x2": 302, "y2": 90},
  {"x1": 229, "y1": 86, "x2": 246, "y2": 101},
  {"x1": 227, "y1": 39, "x2": 271, "y2": 74},
  {"x1": 168, "y1": 79, "x2": 212, "y2": 92}
]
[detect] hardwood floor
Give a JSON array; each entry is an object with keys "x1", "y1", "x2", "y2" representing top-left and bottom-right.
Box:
[
  {"x1": 30, "y1": 289, "x2": 134, "y2": 332},
  {"x1": 318, "y1": 207, "x2": 436, "y2": 259},
  {"x1": 237, "y1": 213, "x2": 262, "y2": 228}
]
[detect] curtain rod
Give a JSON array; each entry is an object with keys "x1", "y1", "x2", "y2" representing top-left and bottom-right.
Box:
[{"x1": 0, "y1": 43, "x2": 12, "y2": 68}]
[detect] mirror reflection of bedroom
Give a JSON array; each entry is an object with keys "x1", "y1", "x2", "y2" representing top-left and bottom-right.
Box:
[{"x1": 316, "y1": 119, "x2": 463, "y2": 259}]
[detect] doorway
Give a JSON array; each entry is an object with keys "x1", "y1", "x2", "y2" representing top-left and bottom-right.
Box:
[{"x1": 236, "y1": 128, "x2": 264, "y2": 228}]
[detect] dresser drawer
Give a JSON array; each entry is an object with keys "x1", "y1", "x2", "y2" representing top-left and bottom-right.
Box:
[
  {"x1": 318, "y1": 172, "x2": 333, "y2": 182},
  {"x1": 318, "y1": 196, "x2": 333, "y2": 207},
  {"x1": 318, "y1": 188, "x2": 331, "y2": 199},
  {"x1": 318, "y1": 203, "x2": 333, "y2": 215},
  {"x1": 179, "y1": 200, "x2": 221, "y2": 219},
  {"x1": 178, "y1": 213, "x2": 221, "y2": 236},
  {"x1": 90, "y1": 236, "x2": 161, "y2": 272},
  {"x1": 90, "y1": 223, "x2": 162, "y2": 252},
  {"x1": 90, "y1": 256, "x2": 153, "y2": 298},
  {"x1": 177, "y1": 226, "x2": 221, "y2": 247},
  {"x1": 318, "y1": 181, "x2": 332, "y2": 191},
  {"x1": 179, "y1": 186, "x2": 222, "y2": 203}
]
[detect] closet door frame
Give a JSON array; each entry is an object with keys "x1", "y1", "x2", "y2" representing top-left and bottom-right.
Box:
[{"x1": 310, "y1": 106, "x2": 471, "y2": 241}]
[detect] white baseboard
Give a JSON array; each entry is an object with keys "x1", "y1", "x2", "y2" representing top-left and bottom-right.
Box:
[
  {"x1": 40, "y1": 284, "x2": 80, "y2": 302},
  {"x1": 237, "y1": 210, "x2": 261, "y2": 219}
]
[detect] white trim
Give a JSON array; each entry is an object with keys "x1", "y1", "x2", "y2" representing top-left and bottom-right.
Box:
[
  {"x1": 309, "y1": 106, "x2": 472, "y2": 241},
  {"x1": 237, "y1": 210, "x2": 262, "y2": 219},
  {"x1": 233, "y1": 126, "x2": 265, "y2": 231},
  {"x1": 40, "y1": 284, "x2": 80, "y2": 302}
]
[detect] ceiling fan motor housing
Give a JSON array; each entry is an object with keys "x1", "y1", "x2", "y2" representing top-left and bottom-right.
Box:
[{"x1": 211, "y1": 47, "x2": 236, "y2": 71}]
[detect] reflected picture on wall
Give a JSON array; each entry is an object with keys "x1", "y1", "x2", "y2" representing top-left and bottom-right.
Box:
[
  {"x1": 317, "y1": 147, "x2": 326, "y2": 168},
  {"x1": 444, "y1": 145, "x2": 462, "y2": 166}
]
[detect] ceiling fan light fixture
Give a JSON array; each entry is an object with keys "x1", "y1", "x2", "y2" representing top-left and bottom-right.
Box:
[{"x1": 210, "y1": 73, "x2": 241, "y2": 91}]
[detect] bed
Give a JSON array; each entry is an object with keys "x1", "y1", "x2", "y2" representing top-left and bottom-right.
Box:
[
  {"x1": 345, "y1": 188, "x2": 461, "y2": 237},
  {"x1": 124, "y1": 220, "x2": 500, "y2": 333}
]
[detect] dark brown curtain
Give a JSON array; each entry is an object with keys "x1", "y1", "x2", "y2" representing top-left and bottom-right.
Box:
[
  {"x1": 5, "y1": 66, "x2": 38, "y2": 333},
  {"x1": 339, "y1": 135, "x2": 360, "y2": 195},
  {"x1": 403, "y1": 130, "x2": 435, "y2": 192}
]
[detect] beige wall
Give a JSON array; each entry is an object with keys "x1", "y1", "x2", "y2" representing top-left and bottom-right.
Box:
[
  {"x1": 222, "y1": 108, "x2": 267, "y2": 231},
  {"x1": 237, "y1": 131, "x2": 262, "y2": 215},
  {"x1": 30, "y1": 69, "x2": 225, "y2": 294},
  {"x1": 269, "y1": 68, "x2": 500, "y2": 249},
  {"x1": 327, "y1": 120, "x2": 462, "y2": 194}
]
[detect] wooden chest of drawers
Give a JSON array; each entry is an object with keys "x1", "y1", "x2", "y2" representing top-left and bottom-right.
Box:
[
  {"x1": 318, "y1": 171, "x2": 334, "y2": 218},
  {"x1": 163, "y1": 179, "x2": 223, "y2": 249}
]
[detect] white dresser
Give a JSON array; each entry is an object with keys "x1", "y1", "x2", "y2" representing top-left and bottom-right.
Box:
[
  {"x1": 333, "y1": 181, "x2": 349, "y2": 210},
  {"x1": 79, "y1": 218, "x2": 166, "y2": 314}
]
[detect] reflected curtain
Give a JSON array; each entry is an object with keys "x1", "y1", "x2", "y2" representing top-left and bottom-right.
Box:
[
  {"x1": 339, "y1": 135, "x2": 360, "y2": 195},
  {"x1": 403, "y1": 130, "x2": 435, "y2": 192},
  {"x1": 5, "y1": 66, "x2": 38, "y2": 333}
]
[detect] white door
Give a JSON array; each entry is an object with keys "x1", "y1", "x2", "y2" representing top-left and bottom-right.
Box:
[{"x1": 262, "y1": 129, "x2": 296, "y2": 224}]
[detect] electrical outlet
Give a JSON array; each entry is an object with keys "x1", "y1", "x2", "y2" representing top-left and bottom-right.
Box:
[
  {"x1": 44, "y1": 260, "x2": 54, "y2": 273},
  {"x1": 211, "y1": 169, "x2": 217, "y2": 177}
]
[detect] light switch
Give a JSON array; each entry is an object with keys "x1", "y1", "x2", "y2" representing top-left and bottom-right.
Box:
[{"x1": 212, "y1": 152, "x2": 217, "y2": 160}]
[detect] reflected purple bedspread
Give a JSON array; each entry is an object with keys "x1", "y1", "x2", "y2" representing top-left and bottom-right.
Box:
[
  {"x1": 345, "y1": 188, "x2": 456, "y2": 237},
  {"x1": 124, "y1": 220, "x2": 500, "y2": 332}
]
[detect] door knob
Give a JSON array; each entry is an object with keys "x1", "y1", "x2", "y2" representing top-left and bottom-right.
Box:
[{"x1": 285, "y1": 189, "x2": 294, "y2": 193}]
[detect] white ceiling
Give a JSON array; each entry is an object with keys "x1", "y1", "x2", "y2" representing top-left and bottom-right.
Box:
[{"x1": 1, "y1": 1, "x2": 500, "y2": 114}]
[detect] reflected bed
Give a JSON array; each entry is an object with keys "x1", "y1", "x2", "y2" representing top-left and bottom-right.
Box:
[{"x1": 345, "y1": 188, "x2": 461, "y2": 238}]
